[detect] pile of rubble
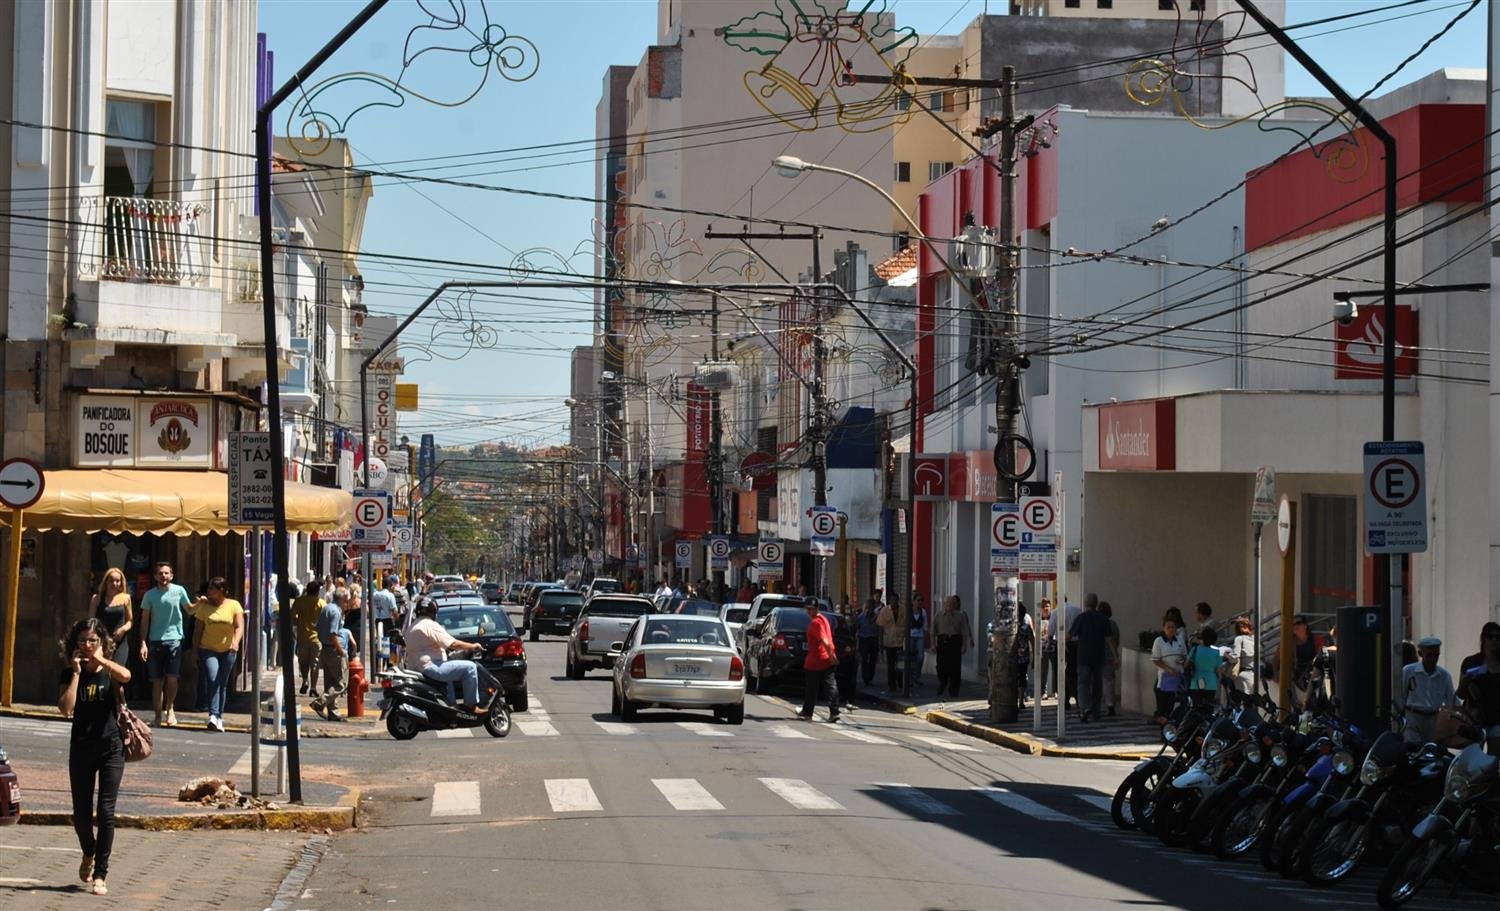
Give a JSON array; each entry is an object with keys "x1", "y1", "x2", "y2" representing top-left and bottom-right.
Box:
[{"x1": 177, "y1": 776, "x2": 279, "y2": 811}]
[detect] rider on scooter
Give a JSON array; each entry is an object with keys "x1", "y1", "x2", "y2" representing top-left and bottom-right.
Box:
[{"x1": 403, "y1": 600, "x2": 489, "y2": 714}]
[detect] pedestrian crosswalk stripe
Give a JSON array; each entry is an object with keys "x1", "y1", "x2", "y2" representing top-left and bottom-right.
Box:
[
  {"x1": 977, "y1": 786, "x2": 1079, "y2": 823},
  {"x1": 434, "y1": 728, "x2": 473, "y2": 738},
  {"x1": 431, "y1": 781, "x2": 481, "y2": 817},
  {"x1": 2, "y1": 719, "x2": 64, "y2": 737},
  {"x1": 516, "y1": 720, "x2": 559, "y2": 736},
  {"x1": 873, "y1": 783, "x2": 961, "y2": 816},
  {"x1": 907, "y1": 734, "x2": 980, "y2": 752},
  {"x1": 829, "y1": 727, "x2": 895, "y2": 745},
  {"x1": 677, "y1": 722, "x2": 733, "y2": 737},
  {"x1": 764, "y1": 723, "x2": 813, "y2": 740},
  {"x1": 758, "y1": 777, "x2": 843, "y2": 811},
  {"x1": 227, "y1": 747, "x2": 280, "y2": 779},
  {"x1": 545, "y1": 778, "x2": 603, "y2": 813},
  {"x1": 1073, "y1": 793, "x2": 1113, "y2": 813},
  {"x1": 652, "y1": 778, "x2": 724, "y2": 811},
  {"x1": 595, "y1": 721, "x2": 637, "y2": 735}
]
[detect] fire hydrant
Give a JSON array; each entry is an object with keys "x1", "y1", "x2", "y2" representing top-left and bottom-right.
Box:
[{"x1": 347, "y1": 657, "x2": 368, "y2": 717}]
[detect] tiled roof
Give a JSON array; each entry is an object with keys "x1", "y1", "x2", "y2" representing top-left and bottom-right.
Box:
[
  {"x1": 271, "y1": 155, "x2": 307, "y2": 173},
  {"x1": 874, "y1": 245, "x2": 917, "y2": 280}
]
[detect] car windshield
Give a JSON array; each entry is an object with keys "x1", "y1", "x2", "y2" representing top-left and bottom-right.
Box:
[
  {"x1": 541, "y1": 592, "x2": 583, "y2": 607},
  {"x1": 757, "y1": 596, "x2": 806, "y2": 613},
  {"x1": 591, "y1": 580, "x2": 621, "y2": 593},
  {"x1": 723, "y1": 607, "x2": 750, "y2": 624},
  {"x1": 586, "y1": 598, "x2": 652, "y2": 617},
  {"x1": 480, "y1": 582, "x2": 500, "y2": 591},
  {"x1": 641, "y1": 618, "x2": 730, "y2": 647},
  {"x1": 434, "y1": 608, "x2": 514, "y2": 638},
  {"x1": 677, "y1": 600, "x2": 720, "y2": 616}
]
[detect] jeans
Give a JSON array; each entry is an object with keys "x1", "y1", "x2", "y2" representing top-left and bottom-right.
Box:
[
  {"x1": 424, "y1": 659, "x2": 479, "y2": 706},
  {"x1": 858, "y1": 637, "x2": 880, "y2": 686},
  {"x1": 1103, "y1": 659, "x2": 1119, "y2": 710},
  {"x1": 801, "y1": 666, "x2": 839, "y2": 720},
  {"x1": 1078, "y1": 662, "x2": 1103, "y2": 718},
  {"x1": 884, "y1": 646, "x2": 903, "y2": 691},
  {"x1": 200, "y1": 649, "x2": 237, "y2": 718},
  {"x1": 935, "y1": 635, "x2": 964, "y2": 696},
  {"x1": 69, "y1": 740, "x2": 123, "y2": 880}
]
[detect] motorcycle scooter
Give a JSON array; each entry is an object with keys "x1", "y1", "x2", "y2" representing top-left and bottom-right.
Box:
[{"x1": 378, "y1": 661, "x2": 512, "y2": 740}]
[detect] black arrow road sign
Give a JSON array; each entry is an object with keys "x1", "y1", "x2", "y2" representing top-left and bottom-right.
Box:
[{"x1": 0, "y1": 479, "x2": 34, "y2": 488}]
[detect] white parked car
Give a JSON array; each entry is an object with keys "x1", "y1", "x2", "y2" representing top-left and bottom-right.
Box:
[
  {"x1": 720, "y1": 602, "x2": 752, "y2": 647},
  {"x1": 610, "y1": 614, "x2": 745, "y2": 724}
]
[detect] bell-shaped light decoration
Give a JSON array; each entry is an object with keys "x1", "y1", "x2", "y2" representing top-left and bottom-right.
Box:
[{"x1": 951, "y1": 223, "x2": 995, "y2": 278}]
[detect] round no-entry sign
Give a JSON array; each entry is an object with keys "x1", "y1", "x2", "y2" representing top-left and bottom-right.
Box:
[{"x1": 0, "y1": 457, "x2": 44, "y2": 510}]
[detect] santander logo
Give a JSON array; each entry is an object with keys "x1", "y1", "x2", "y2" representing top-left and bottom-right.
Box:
[{"x1": 1105, "y1": 418, "x2": 1151, "y2": 461}]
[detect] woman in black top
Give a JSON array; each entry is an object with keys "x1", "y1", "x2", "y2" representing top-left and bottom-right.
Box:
[
  {"x1": 89, "y1": 568, "x2": 133, "y2": 667},
  {"x1": 57, "y1": 617, "x2": 131, "y2": 896}
]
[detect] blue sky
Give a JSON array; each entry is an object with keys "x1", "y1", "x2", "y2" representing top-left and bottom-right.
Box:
[{"x1": 256, "y1": 0, "x2": 1487, "y2": 449}]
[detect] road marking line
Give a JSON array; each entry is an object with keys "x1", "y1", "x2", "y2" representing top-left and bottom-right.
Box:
[
  {"x1": 434, "y1": 728, "x2": 473, "y2": 739},
  {"x1": 764, "y1": 723, "x2": 813, "y2": 740},
  {"x1": 545, "y1": 778, "x2": 603, "y2": 813},
  {"x1": 595, "y1": 721, "x2": 637, "y2": 735},
  {"x1": 977, "y1": 786, "x2": 1079, "y2": 824},
  {"x1": 907, "y1": 734, "x2": 980, "y2": 752},
  {"x1": 873, "y1": 782, "x2": 961, "y2": 816},
  {"x1": 528, "y1": 697, "x2": 543, "y2": 709},
  {"x1": 228, "y1": 748, "x2": 254, "y2": 777},
  {"x1": 1073, "y1": 794, "x2": 1114, "y2": 813},
  {"x1": 677, "y1": 722, "x2": 733, "y2": 737},
  {"x1": 759, "y1": 777, "x2": 843, "y2": 811},
  {"x1": 829, "y1": 727, "x2": 895, "y2": 745},
  {"x1": 652, "y1": 778, "x2": 724, "y2": 811},
  {"x1": 228, "y1": 747, "x2": 282, "y2": 779},
  {"x1": 516, "y1": 720, "x2": 559, "y2": 736},
  {"x1": 430, "y1": 781, "x2": 481, "y2": 817}
]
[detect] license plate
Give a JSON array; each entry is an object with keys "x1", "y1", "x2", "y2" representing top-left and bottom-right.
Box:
[
  {"x1": 7, "y1": 782, "x2": 18, "y2": 803},
  {"x1": 672, "y1": 663, "x2": 702, "y2": 675}
]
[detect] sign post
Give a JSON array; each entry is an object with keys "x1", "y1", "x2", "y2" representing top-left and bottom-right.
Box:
[
  {"x1": 0, "y1": 457, "x2": 44, "y2": 706},
  {"x1": 1249, "y1": 466, "x2": 1276, "y2": 697},
  {"x1": 228, "y1": 432, "x2": 274, "y2": 796},
  {"x1": 1276, "y1": 495, "x2": 1296, "y2": 713},
  {"x1": 1363, "y1": 441, "x2": 1427, "y2": 729}
]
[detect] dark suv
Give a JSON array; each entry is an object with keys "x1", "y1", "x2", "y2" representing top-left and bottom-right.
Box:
[
  {"x1": 742, "y1": 607, "x2": 856, "y2": 696},
  {"x1": 521, "y1": 583, "x2": 560, "y2": 631},
  {"x1": 479, "y1": 581, "x2": 503, "y2": 604},
  {"x1": 528, "y1": 589, "x2": 584, "y2": 640}
]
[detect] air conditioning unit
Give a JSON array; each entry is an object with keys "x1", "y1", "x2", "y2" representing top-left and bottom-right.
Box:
[{"x1": 694, "y1": 361, "x2": 740, "y2": 390}]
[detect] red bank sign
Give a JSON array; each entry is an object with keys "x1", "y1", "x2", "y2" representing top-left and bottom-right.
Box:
[
  {"x1": 685, "y1": 382, "x2": 710, "y2": 455},
  {"x1": 1334, "y1": 304, "x2": 1418, "y2": 380},
  {"x1": 1098, "y1": 399, "x2": 1176, "y2": 471}
]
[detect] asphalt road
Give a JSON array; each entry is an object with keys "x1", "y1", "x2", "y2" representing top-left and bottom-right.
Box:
[{"x1": 273, "y1": 604, "x2": 1487, "y2": 911}]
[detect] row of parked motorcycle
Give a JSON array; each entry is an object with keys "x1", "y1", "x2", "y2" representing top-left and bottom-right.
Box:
[{"x1": 1109, "y1": 689, "x2": 1499, "y2": 909}]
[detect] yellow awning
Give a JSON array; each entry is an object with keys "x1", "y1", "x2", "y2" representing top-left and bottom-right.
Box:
[{"x1": 5, "y1": 469, "x2": 352, "y2": 536}]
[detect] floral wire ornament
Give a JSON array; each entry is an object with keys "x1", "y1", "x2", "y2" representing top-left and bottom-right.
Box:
[
  {"x1": 721, "y1": 0, "x2": 918, "y2": 133},
  {"x1": 1122, "y1": 7, "x2": 1366, "y2": 183},
  {"x1": 285, "y1": 0, "x2": 539, "y2": 157},
  {"x1": 401, "y1": 288, "x2": 505, "y2": 367}
]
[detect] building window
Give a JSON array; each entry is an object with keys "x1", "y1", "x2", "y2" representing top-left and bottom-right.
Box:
[
  {"x1": 1097, "y1": 0, "x2": 1112, "y2": 8},
  {"x1": 928, "y1": 161, "x2": 954, "y2": 182},
  {"x1": 1064, "y1": 0, "x2": 1080, "y2": 7},
  {"x1": 1191, "y1": 0, "x2": 1205, "y2": 8},
  {"x1": 104, "y1": 99, "x2": 159, "y2": 198},
  {"x1": 894, "y1": 161, "x2": 911, "y2": 183},
  {"x1": 939, "y1": 91, "x2": 956, "y2": 113},
  {"x1": 895, "y1": 90, "x2": 911, "y2": 112},
  {"x1": 1159, "y1": 0, "x2": 1175, "y2": 8},
  {"x1": 894, "y1": 232, "x2": 910, "y2": 252}
]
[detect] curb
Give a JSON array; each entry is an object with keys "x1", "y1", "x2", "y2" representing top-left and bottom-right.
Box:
[
  {"x1": 855, "y1": 696, "x2": 1156, "y2": 762},
  {"x1": 927, "y1": 710, "x2": 1043, "y2": 755},
  {"x1": 18, "y1": 802, "x2": 356, "y2": 832},
  {"x1": 1, "y1": 706, "x2": 378, "y2": 739}
]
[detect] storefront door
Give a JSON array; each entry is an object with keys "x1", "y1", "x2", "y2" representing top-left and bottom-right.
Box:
[{"x1": 1302, "y1": 494, "x2": 1358, "y2": 635}]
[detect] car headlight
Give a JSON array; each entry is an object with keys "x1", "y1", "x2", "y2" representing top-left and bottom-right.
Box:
[
  {"x1": 1204, "y1": 737, "x2": 1227, "y2": 759},
  {"x1": 1245, "y1": 745, "x2": 1263, "y2": 765},
  {"x1": 1360, "y1": 756, "x2": 1395, "y2": 787},
  {"x1": 1332, "y1": 751, "x2": 1355, "y2": 776},
  {"x1": 1271, "y1": 745, "x2": 1289, "y2": 768},
  {"x1": 1162, "y1": 723, "x2": 1179, "y2": 744}
]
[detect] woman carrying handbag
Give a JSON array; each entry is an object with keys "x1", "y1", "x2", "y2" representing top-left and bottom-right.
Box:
[{"x1": 58, "y1": 617, "x2": 132, "y2": 896}]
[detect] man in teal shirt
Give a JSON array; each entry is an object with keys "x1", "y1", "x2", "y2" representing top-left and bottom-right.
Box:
[{"x1": 136, "y1": 562, "x2": 192, "y2": 727}]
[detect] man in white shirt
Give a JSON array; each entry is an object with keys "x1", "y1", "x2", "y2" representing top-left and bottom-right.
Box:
[
  {"x1": 403, "y1": 601, "x2": 488, "y2": 713},
  {"x1": 1400, "y1": 636, "x2": 1455, "y2": 744},
  {"x1": 655, "y1": 578, "x2": 673, "y2": 598}
]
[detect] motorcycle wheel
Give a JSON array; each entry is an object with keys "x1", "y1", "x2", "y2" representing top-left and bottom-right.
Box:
[
  {"x1": 1377, "y1": 835, "x2": 1449, "y2": 909},
  {"x1": 1131, "y1": 775, "x2": 1168, "y2": 835},
  {"x1": 386, "y1": 711, "x2": 420, "y2": 741},
  {"x1": 1112, "y1": 764, "x2": 1161, "y2": 831},
  {"x1": 1274, "y1": 807, "x2": 1315, "y2": 878},
  {"x1": 1212, "y1": 793, "x2": 1271, "y2": 859},
  {"x1": 1184, "y1": 789, "x2": 1230, "y2": 852},
  {"x1": 1301, "y1": 816, "x2": 1368, "y2": 886},
  {"x1": 483, "y1": 704, "x2": 512, "y2": 738},
  {"x1": 1156, "y1": 791, "x2": 1193, "y2": 848},
  {"x1": 1258, "y1": 803, "x2": 1290, "y2": 871}
]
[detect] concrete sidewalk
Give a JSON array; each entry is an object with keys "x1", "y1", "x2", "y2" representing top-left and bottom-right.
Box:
[{"x1": 856, "y1": 670, "x2": 1159, "y2": 760}]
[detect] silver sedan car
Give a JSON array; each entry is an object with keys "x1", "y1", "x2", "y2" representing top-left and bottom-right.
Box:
[{"x1": 610, "y1": 614, "x2": 746, "y2": 725}]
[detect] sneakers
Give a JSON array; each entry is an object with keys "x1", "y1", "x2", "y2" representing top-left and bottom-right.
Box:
[
  {"x1": 79, "y1": 855, "x2": 93, "y2": 883},
  {"x1": 796, "y1": 711, "x2": 814, "y2": 721},
  {"x1": 206, "y1": 715, "x2": 224, "y2": 733},
  {"x1": 90, "y1": 879, "x2": 107, "y2": 896},
  {"x1": 299, "y1": 683, "x2": 309, "y2": 695},
  {"x1": 325, "y1": 712, "x2": 346, "y2": 723}
]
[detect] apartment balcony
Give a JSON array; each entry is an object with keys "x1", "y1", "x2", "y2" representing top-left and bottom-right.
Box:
[{"x1": 79, "y1": 196, "x2": 210, "y2": 285}]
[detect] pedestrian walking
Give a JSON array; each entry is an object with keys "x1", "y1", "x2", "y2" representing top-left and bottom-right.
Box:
[
  {"x1": 931, "y1": 595, "x2": 973, "y2": 697},
  {"x1": 58, "y1": 617, "x2": 131, "y2": 896},
  {"x1": 1070, "y1": 595, "x2": 1112, "y2": 722},
  {"x1": 1013, "y1": 602, "x2": 1035, "y2": 710},
  {"x1": 190, "y1": 578, "x2": 243, "y2": 733},
  {"x1": 877, "y1": 595, "x2": 906, "y2": 692},
  {"x1": 1458, "y1": 622, "x2": 1500, "y2": 753},
  {"x1": 1228, "y1": 616, "x2": 1257, "y2": 694},
  {"x1": 856, "y1": 598, "x2": 881, "y2": 686},
  {"x1": 908, "y1": 592, "x2": 928, "y2": 687},
  {"x1": 346, "y1": 576, "x2": 364, "y2": 656},
  {"x1": 1040, "y1": 600, "x2": 1058, "y2": 698},
  {"x1": 1098, "y1": 602, "x2": 1121, "y2": 716},
  {"x1": 1399, "y1": 637, "x2": 1454, "y2": 744},
  {"x1": 371, "y1": 575, "x2": 399, "y2": 671},
  {"x1": 1186, "y1": 627, "x2": 1225, "y2": 708},
  {"x1": 312, "y1": 598, "x2": 349, "y2": 722},
  {"x1": 1062, "y1": 596, "x2": 1085, "y2": 709},
  {"x1": 1150, "y1": 616, "x2": 1188, "y2": 724},
  {"x1": 137, "y1": 562, "x2": 190, "y2": 728},
  {"x1": 90, "y1": 568, "x2": 134, "y2": 668},
  {"x1": 292, "y1": 581, "x2": 324, "y2": 696},
  {"x1": 798, "y1": 599, "x2": 839, "y2": 723}
]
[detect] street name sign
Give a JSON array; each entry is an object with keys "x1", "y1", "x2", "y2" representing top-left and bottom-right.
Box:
[
  {"x1": 227, "y1": 431, "x2": 273, "y2": 525},
  {"x1": 1363, "y1": 441, "x2": 1427, "y2": 553},
  {"x1": 1251, "y1": 465, "x2": 1277, "y2": 524}
]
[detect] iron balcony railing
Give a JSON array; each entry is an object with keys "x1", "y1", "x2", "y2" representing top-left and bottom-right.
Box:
[{"x1": 78, "y1": 196, "x2": 210, "y2": 284}]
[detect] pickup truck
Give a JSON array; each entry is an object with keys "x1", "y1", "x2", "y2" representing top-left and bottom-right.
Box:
[{"x1": 566, "y1": 594, "x2": 655, "y2": 679}]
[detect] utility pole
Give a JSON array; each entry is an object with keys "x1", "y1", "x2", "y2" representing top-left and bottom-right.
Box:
[{"x1": 709, "y1": 291, "x2": 725, "y2": 596}]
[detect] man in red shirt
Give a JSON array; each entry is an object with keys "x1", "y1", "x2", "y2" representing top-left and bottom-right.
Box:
[{"x1": 799, "y1": 599, "x2": 840, "y2": 723}]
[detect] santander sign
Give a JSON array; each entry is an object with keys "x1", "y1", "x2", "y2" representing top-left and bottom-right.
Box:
[{"x1": 1098, "y1": 399, "x2": 1175, "y2": 471}]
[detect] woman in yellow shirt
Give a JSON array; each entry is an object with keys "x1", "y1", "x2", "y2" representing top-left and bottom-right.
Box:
[{"x1": 192, "y1": 577, "x2": 243, "y2": 732}]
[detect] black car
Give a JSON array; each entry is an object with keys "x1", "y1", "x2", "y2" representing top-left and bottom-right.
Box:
[
  {"x1": 742, "y1": 607, "x2": 856, "y2": 696},
  {"x1": 522, "y1": 583, "x2": 561, "y2": 630},
  {"x1": 423, "y1": 602, "x2": 529, "y2": 713},
  {"x1": 528, "y1": 589, "x2": 583, "y2": 640},
  {"x1": 479, "y1": 581, "x2": 504, "y2": 604}
]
